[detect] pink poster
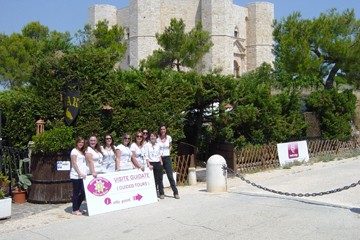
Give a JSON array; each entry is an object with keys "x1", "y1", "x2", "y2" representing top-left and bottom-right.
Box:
[{"x1": 288, "y1": 143, "x2": 299, "y2": 159}]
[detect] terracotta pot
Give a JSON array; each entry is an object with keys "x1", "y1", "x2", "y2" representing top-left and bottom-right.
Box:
[{"x1": 12, "y1": 189, "x2": 27, "y2": 204}]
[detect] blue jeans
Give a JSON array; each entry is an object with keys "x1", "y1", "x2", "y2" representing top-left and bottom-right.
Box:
[
  {"x1": 71, "y1": 179, "x2": 85, "y2": 211},
  {"x1": 162, "y1": 156, "x2": 178, "y2": 195}
]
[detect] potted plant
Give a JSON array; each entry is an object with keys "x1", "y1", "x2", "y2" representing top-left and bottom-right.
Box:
[
  {"x1": 28, "y1": 126, "x2": 74, "y2": 203},
  {"x1": 31, "y1": 126, "x2": 74, "y2": 155},
  {"x1": 0, "y1": 172, "x2": 12, "y2": 218},
  {"x1": 12, "y1": 158, "x2": 32, "y2": 204}
]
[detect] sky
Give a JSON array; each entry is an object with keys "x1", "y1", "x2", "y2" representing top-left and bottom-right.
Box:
[{"x1": 0, "y1": 0, "x2": 359, "y2": 36}]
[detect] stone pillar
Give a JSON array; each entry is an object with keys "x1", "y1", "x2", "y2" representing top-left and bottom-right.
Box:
[
  {"x1": 188, "y1": 167, "x2": 197, "y2": 186},
  {"x1": 206, "y1": 154, "x2": 227, "y2": 192},
  {"x1": 35, "y1": 119, "x2": 45, "y2": 135}
]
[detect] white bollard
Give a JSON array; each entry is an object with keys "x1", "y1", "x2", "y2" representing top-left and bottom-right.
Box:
[
  {"x1": 206, "y1": 154, "x2": 227, "y2": 192},
  {"x1": 187, "y1": 167, "x2": 197, "y2": 186}
]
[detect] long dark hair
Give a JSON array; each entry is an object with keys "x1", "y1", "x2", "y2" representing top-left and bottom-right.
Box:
[
  {"x1": 158, "y1": 124, "x2": 168, "y2": 137},
  {"x1": 135, "y1": 131, "x2": 144, "y2": 146},
  {"x1": 88, "y1": 135, "x2": 102, "y2": 152},
  {"x1": 122, "y1": 132, "x2": 132, "y2": 147},
  {"x1": 75, "y1": 137, "x2": 86, "y2": 154},
  {"x1": 103, "y1": 134, "x2": 116, "y2": 153}
]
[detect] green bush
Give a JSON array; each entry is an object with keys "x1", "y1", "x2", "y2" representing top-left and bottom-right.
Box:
[
  {"x1": 31, "y1": 126, "x2": 74, "y2": 154},
  {"x1": 0, "y1": 172, "x2": 10, "y2": 199},
  {"x1": 306, "y1": 89, "x2": 356, "y2": 140}
]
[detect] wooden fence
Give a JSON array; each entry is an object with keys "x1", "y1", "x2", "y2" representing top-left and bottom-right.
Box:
[
  {"x1": 234, "y1": 139, "x2": 360, "y2": 173},
  {"x1": 234, "y1": 144, "x2": 279, "y2": 173},
  {"x1": 172, "y1": 154, "x2": 195, "y2": 185},
  {"x1": 307, "y1": 139, "x2": 360, "y2": 157}
]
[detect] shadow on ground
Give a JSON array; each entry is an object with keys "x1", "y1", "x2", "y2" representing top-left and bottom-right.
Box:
[{"x1": 350, "y1": 208, "x2": 360, "y2": 214}]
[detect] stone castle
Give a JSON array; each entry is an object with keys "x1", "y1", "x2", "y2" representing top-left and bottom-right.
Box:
[{"x1": 88, "y1": 0, "x2": 274, "y2": 76}]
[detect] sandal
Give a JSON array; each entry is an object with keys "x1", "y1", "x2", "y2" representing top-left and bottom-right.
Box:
[{"x1": 72, "y1": 210, "x2": 82, "y2": 216}]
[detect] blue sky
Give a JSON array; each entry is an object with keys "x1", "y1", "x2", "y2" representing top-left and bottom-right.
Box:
[{"x1": 0, "y1": 0, "x2": 359, "y2": 36}]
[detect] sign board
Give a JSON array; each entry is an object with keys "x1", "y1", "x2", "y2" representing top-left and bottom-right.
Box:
[
  {"x1": 83, "y1": 168, "x2": 158, "y2": 216},
  {"x1": 64, "y1": 90, "x2": 80, "y2": 126},
  {"x1": 277, "y1": 140, "x2": 309, "y2": 166},
  {"x1": 56, "y1": 161, "x2": 71, "y2": 171}
]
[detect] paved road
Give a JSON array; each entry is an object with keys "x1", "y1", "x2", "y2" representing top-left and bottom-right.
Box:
[{"x1": 1, "y1": 157, "x2": 359, "y2": 240}]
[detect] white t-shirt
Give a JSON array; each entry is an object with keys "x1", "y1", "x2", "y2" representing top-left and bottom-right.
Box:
[
  {"x1": 86, "y1": 146, "x2": 104, "y2": 174},
  {"x1": 157, "y1": 135, "x2": 172, "y2": 157},
  {"x1": 116, "y1": 144, "x2": 133, "y2": 170},
  {"x1": 130, "y1": 142, "x2": 145, "y2": 167},
  {"x1": 70, "y1": 148, "x2": 88, "y2": 179},
  {"x1": 144, "y1": 142, "x2": 162, "y2": 163},
  {"x1": 100, "y1": 146, "x2": 116, "y2": 173}
]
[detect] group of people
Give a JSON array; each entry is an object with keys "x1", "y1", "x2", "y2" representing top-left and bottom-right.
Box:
[{"x1": 69, "y1": 124, "x2": 179, "y2": 216}]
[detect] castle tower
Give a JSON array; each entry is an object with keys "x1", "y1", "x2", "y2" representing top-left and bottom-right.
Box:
[
  {"x1": 201, "y1": 0, "x2": 234, "y2": 73},
  {"x1": 128, "y1": 0, "x2": 161, "y2": 67},
  {"x1": 88, "y1": 4, "x2": 117, "y2": 29},
  {"x1": 246, "y1": 2, "x2": 274, "y2": 71},
  {"x1": 88, "y1": 1, "x2": 274, "y2": 75}
]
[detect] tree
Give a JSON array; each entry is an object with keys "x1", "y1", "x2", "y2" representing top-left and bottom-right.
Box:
[
  {"x1": 0, "y1": 22, "x2": 72, "y2": 88},
  {"x1": 142, "y1": 18, "x2": 213, "y2": 71},
  {"x1": 306, "y1": 89, "x2": 356, "y2": 140},
  {"x1": 228, "y1": 64, "x2": 306, "y2": 147},
  {"x1": 274, "y1": 9, "x2": 360, "y2": 89},
  {"x1": 21, "y1": 21, "x2": 49, "y2": 41},
  {"x1": 0, "y1": 33, "x2": 36, "y2": 88},
  {"x1": 75, "y1": 20, "x2": 126, "y2": 62}
]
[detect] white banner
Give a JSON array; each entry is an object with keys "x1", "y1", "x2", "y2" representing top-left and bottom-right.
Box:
[
  {"x1": 277, "y1": 140, "x2": 309, "y2": 166},
  {"x1": 83, "y1": 168, "x2": 158, "y2": 216}
]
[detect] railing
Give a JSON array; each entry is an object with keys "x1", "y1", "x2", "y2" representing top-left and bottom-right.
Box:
[
  {"x1": 0, "y1": 146, "x2": 29, "y2": 196},
  {"x1": 308, "y1": 139, "x2": 360, "y2": 157},
  {"x1": 172, "y1": 154, "x2": 195, "y2": 185},
  {"x1": 234, "y1": 139, "x2": 360, "y2": 173},
  {"x1": 234, "y1": 144, "x2": 279, "y2": 173}
]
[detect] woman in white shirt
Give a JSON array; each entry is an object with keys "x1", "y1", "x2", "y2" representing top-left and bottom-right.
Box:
[
  {"x1": 100, "y1": 134, "x2": 116, "y2": 173},
  {"x1": 85, "y1": 135, "x2": 103, "y2": 177},
  {"x1": 70, "y1": 137, "x2": 87, "y2": 215},
  {"x1": 130, "y1": 131, "x2": 146, "y2": 169},
  {"x1": 144, "y1": 132, "x2": 164, "y2": 199},
  {"x1": 115, "y1": 133, "x2": 135, "y2": 171},
  {"x1": 157, "y1": 124, "x2": 179, "y2": 199}
]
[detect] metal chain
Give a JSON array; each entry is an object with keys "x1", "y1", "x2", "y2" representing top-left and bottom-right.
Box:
[{"x1": 224, "y1": 165, "x2": 360, "y2": 197}]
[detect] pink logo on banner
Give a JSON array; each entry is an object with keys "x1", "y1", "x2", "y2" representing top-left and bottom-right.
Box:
[
  {"x1": 104, "y1": 197, "x2": 112, "y2": 205},
  {"x1": 87, "y1": 177, "x2": 112, "y2": 196},
  {"x1": 288, "y1": 143, "x2": 299, "y2": 159}
]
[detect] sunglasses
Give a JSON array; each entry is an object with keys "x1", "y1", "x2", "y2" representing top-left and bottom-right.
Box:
[
  {"x1": 105, "y1": 138, "x2": 112, "y2": 140},
  {"x1": 136, "y1": 135, "x2": 143, "y2": 138},
  {"x1": 124, "y1": 137, "x2": 131, "y2": 140},
  {"x1": 142, "y1": 132, "x2": 148, "y2": 134}
]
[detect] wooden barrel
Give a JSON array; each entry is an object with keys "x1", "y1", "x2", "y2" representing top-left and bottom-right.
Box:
[
  {"x1": 28, "y1": 153, "x2": 72, "y2": 203},
  {"x1": 209, "y1": 142, "x2": 235, "y2": 170}
]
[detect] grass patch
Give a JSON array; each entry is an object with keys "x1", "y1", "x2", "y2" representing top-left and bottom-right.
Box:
[{"x1": 281, "y1": 160, "x2": 306, "y2": 169}]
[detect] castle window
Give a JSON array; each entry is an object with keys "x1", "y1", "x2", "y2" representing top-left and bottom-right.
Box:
[
  {"x1": 126, "y1": 27, "x2": 130, "y2": 40},
  {"x1": 234, "y1": 60, "x2": 240, "y2": 77},
  {"x1": 234, "y1": 26, "x2": 238, "y2": 38}
]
